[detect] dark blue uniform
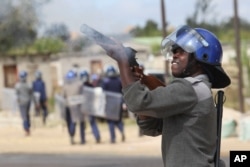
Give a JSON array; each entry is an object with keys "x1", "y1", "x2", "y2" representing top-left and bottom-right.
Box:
[{"x1": 32, "y1": 78, "x2": 48, "y2": 124}]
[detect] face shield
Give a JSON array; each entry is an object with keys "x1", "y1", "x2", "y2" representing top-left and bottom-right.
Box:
[{"x1": 161, "y1": 25, "x2": 209, "y2": 61}]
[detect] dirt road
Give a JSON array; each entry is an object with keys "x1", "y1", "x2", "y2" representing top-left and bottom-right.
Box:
[{"x1": 0, "y1": 111, "x2": 249, "y2": 166}]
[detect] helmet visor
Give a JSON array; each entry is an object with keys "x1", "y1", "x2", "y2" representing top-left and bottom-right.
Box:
[{"x1": 161, "y1": 25, "x2": 209, "y2": 61}]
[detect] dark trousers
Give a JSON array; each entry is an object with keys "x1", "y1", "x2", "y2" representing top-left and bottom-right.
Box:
[
  {"x1": 19, "y1": 102, "x2": 31, "y2": 131},
  {"x1": 89, "y1": 116, "x2": 100, "y2": 141},
  {"x1": 107, "y1": 119, "x2": 124, "y2": 143},
  {"x1": 35, "y1": 99, "x2": 48, "y2": 123},
  {"x1": 65, "y1": 107, "x2": 85, "y2": 143}
]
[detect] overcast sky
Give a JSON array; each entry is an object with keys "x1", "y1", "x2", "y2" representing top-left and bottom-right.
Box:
[{"x1": 40, "y1": 0, "x2": 250, "y2": 35}]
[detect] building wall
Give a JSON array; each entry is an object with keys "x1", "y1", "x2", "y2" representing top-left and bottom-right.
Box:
[
  {"x1": 0, "y1": 56, "x2": 52, "y2": 110},
  {"x1": 0, "y1": 43, "x2": 239, "y2": 110}
]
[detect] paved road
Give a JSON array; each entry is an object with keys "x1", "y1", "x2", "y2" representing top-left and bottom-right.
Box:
[{"x1": 0, "y1": 153, "x2": 229, "y2": 167}]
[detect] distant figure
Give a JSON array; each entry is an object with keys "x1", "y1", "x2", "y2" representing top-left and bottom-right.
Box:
[
  {"x1": 80, "y1": 70, "x2": 101, "y2": 143},
  {"x1": 63, "y1": 70, "x2": 86, "y2": 145},
  {"x1": 101, "y1": 66, "x2": 125, "y2": 143},
  {"x1": 32, "y1": 71, "x2": 48, "y2": 125},
  {"x1": 15, "y1": 71, "x2": 35, "y2": 136},
  {"x1": 91, "y1": 73, "x2": 102, "y2": 87}
]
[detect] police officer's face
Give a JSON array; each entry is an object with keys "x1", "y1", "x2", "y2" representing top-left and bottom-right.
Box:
[{"x1": 171, "y1": 47, "x2": 189, "y2": 77}]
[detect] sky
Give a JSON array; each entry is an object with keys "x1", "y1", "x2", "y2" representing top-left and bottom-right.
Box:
[{"x1": 40, "y1": 0, "x2": 250, "y2": 36}]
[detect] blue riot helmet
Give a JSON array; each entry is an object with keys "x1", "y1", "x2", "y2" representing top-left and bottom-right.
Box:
[
  {"x1": 19, "y1": 71, "x2": 27, "y2": 82},
  {"x1": 65, "y1": 70, "x2": 77, "y2": 81},
  {"x1": 79, "y1": 70, "x2": 89, "y2": 82},
  {"x1": 161, "y1": 25, "x2": 210, "y2": 61},
  {"x1": 19, "y1": 71, "x2": 27, "y2": 78},
  {"x1": 80, "y1": 70, "x2": 89, "y2": 78},
  {"x1": 35, "y1": 71, "x2": 42, "y2": 79},
  {"x1": 106, "y1": 66, "x2": 117, "y2": 77},
  {"x1": 161, "y1": 25, "x2": 231, "y2": 88}
]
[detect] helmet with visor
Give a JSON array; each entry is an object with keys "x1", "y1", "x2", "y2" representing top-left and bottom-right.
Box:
[{"x1": 161, "y1": 25, "x2": 230, "y2": 88}]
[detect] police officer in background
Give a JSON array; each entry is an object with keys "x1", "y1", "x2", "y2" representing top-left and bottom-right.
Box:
[
  {"x1": 79, "y1": 70, "x2": 101, "y2": 143},
  {"x1": 101, "y1": 66, "x2": 125, "y2": 143},
  {"x1": 15, "y1": 71, "x2": 35, "y2": 136},
  {"x1": 63, "y1": 70, "x2": 86, "y2": 145},
  {"x1": 32, "y1": 70, "x2": 48, "y2": 125}
]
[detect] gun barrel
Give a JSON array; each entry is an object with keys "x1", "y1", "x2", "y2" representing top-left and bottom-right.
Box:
[{"x1": 80, "y1": 24, "x2": 115, "y2": 45}]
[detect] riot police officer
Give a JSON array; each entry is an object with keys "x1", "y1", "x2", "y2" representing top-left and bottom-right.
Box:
[
  {"x1": 101, "y1": 66, "x2": 125, "y2": 143},
  {"x1": 15, "y1": 71, "x2": 34, "y2": 136},
  {"x1": 63, "y1": 70, "x2": 86, "y2": 144},
  {"x1": 80, "y1": 70, "x2": 101, "y2": 143}
]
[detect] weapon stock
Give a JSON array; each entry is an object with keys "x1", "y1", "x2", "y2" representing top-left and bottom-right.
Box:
[
  {"x1": 80, "y1": 24, "x2": 166, "y2": 90},
  {"x1": 133, "y1": 67, "x2": 165, "y2": 90}
]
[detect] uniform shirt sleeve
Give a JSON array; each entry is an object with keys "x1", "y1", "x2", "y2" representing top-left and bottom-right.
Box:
[
  {"x1": 122, "y1": 79, "x2": 198, "y2": 118},
  {"x1": 136, "y1": 116, "x2": 163, "y2": 136}
]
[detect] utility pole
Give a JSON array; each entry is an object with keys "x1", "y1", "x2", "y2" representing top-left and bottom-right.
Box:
[
  {"x1": 161, "y1": 0, "x2": 169, "y2": 78},
  {"x1": 161, "y1": 0, "x2": 167, "y2": 37},
  {"x1": 233, "y1": 0, "x2": 245, "y2": 113}
]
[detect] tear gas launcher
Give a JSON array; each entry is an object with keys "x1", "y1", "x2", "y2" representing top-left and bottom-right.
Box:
[{"x1": 80, "y1": 24, "x2": 165, "y2": 90}]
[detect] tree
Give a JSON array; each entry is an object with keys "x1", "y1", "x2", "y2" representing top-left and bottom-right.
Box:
[
  {"x1": 69, "y1": 37, "x2": 88, "y2": 52},
  {"x1": 186, "y1": 0, "x2": 216, "y2": 26},
  {"x1": 129, "y1": 19, "x2": 161, "y2": 37},
  {"x1": 43, "y1": 23, "x2": 70, "y2": 42},
  {"x1": 0, "y1": 0, "x2": 48, "y2": 55},
  {"x1": 32, "y1": 37, "x2": 65, "y2": 55},
  {"x1": 144, "y1": 20, "x2": 161, "y2": 36}
]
